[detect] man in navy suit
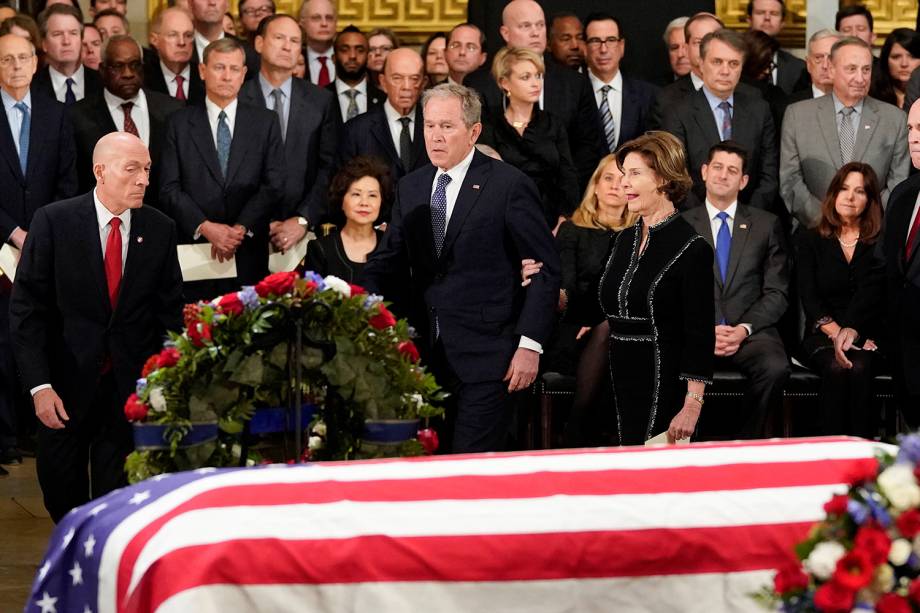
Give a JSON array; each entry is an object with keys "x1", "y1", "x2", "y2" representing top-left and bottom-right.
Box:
[
  {"x1": 10, "y1": 132, "x2": 183, "y2": 521},
  {"x1": 239, "y1": 14, "x2": 337, "y2": 242},
  {"x1": 32, "y1": 4, "x2": 104, "y2": 104},
  {"x1": 582, "y1": 12, "x2": 659, "y2": 154},
  {"x1": 160, "y1": 37, "x2": 284, "y2": 301},
  {"x1": 145, "y1": 6, "x2": 205, "y2": 105},
  {"x1": 326, "y1": 25, "x2": 384, "y2": 126},
  {"x1": 362, "y1": 83, "x2": 560, "y2": 453},
  {"x1": 0, "y1": 33, "x2": 77, "y2": 472}
]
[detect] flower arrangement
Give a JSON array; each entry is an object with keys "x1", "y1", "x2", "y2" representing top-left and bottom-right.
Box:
[
  {"x1": 757, "y1": 435, "x2": 920, "y2": 612},
  {"x1": 124, "y1": 271, "x2": 446, "y2": 483}
]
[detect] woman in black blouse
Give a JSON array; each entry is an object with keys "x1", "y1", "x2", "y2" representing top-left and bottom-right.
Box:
[
  {"x1": 796, "y1": 162, "x2": 885, "y2": 437},
  {"x1": 304, "y1": 156, "x2": 391, "y2": 283},
  {"x1": 478, "y1": 46, "x2": 580, "y2": 230}
]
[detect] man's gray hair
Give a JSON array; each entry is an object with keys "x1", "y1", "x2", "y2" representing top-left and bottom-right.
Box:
[
  {"x1": 421, "y1": 83, "x2": 482, "y2": 128},
  {"x1": 808, "y1": 28, "x2": 842, "y2": 54},
  {"x1": 663, "y1": 16, "x2": 689, "y2": 45}
]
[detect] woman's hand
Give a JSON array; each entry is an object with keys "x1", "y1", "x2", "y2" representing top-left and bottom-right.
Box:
[
  {"x1": 833, "y1": 327, "x2": 860, "y2": 369},
  {"x1": 864, "y1": 339, "x2": 878, "y2": 351},
  {"x1": 820, "y1": 321, "x2": 842, "y2": 341},
  {"x1": 520, "y1": 258, "x2": 543, "y2": 286},
  {"x1": 575, "y1": 326, "x2": 592, "y2": 340},
  {"x1": 668, "y1": 399, "x2": 701, "y2": 443}
]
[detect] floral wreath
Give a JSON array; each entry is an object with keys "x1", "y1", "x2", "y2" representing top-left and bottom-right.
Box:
[{"x1": 123, "y1": 270, "x2": 446, "y2": 483}]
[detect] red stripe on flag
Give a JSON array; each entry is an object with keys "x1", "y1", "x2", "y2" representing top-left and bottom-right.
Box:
[{"x1": 124, "y1": 522, "x2": 811, "y2": 612}]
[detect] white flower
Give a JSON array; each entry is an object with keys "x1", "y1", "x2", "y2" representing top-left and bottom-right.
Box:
[
  {"x1": 323, "y1": 275, "x2": 351, "y2": 298},
  {"x1": 402, "y1": 393, "x2": 424, "y2": 410},
  {"x1": 148, "y1": 386, "x2": 167, "y2": 412},
  {"x1": 311, "y1": 421, "x2": 327, "y2": 438},
  {"x1": 308, "y1": 436, "x2": 324, "y2": 451},
  {"x1": 890, "y1": 538, "x2": 912, "y2": 566},
  {"x1": 878, "y1": 464, "x2": 920, "y2": 510},
  {"x1": 804, "y1": 541, "x2": 846, "y2": 581}
]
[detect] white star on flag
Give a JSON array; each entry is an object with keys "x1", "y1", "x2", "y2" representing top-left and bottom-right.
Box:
[
  {"x1": 61, "y1": 527, "x2": 75, "y2": 549},
  {"x1": 83, "y1": 534, "x2": 96, "y2": 558},
  {"x1": 129, "y1": 490, "x2": 151, "y2": 505},
  {"x1": 36, "y1": 591, "x2": 57, "y2": 613},
  {"x1": 83, "y1": 606, "x2": 93, "y2": 613},
  {"x1": 38, "y1": 561, "x2": 51, "y2": 580},
  {"x1": 69, "y1": 561, "x2": 83, "y2": 586},
  {"x1": 88, "y1": 502, "x2": 108, "y2": 517}
]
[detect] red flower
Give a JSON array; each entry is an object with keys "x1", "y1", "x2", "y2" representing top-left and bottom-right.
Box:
[
  {"x1": 877, "y1": 594, "x2": 912, "y2": 613},
  {"x1": 156, "y1": 347, "x2": 181, "y2": 369},
  {"x1": 255, "y1": 271, "x2": 297, "y2": 297},
  {"x1": 813, "y1": 581, "x2": 856, "y2": 613},
  {"x1": 368, "y1": 303, "x2": 397, "y2": 330},
  {"x1": 831, "y1": 549, "x2": 875, "y2": 592},
  {"x1": 823, "y1": 494, "x2": 849, "y2": 517},
  {"x1": 141, "y1": 354, "x2": 160, "y2": 377},
  {"x1": 773, "y1": 563, "x2": 809, "y2": 596},
  {"x1": 847, "y1": 458, "x2": 879, "y2": 485},
  {"x1": 217, "y1": 292, "x2": 244, "y2": 316},
  {"x1": 183, "y1": 303, "x2": 201, "y2": 329},
  {"x1": 854, "y1": 524, "x2": 892, "y2": 566},
  {"x1": 188, "y1": 321, "x2": 212, "y2": 347},
  {"x1": 348, "y1": 283, "x2": 366, "y2": 296},
  {"x1": 898, "y1": 509, "x2": 920, "y2": 539},
  {"x1": 397, "y1": 340, "x2": 420, "y2": 363},
  {"x1": 417, "y1": 428, "x2": 439, "y2": 455},
  {"x1": 123, "y1": 393, "x2": 149, "y2": 422},
  {"x1": 908, "y1": 578, "x2": 920, "y2": 605}
]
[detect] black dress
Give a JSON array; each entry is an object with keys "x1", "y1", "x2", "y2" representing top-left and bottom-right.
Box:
[
  {"x1": 597, "y1": 214, "x2": 715, "y2": 444},
  {"x1": 304, "y1": 230, "x2": 383, "y2": 284},
  {"x1": 795, "y1": 229, "x2": 885, "y2": 437},
  {"x1": 479, "y1": 107, "x2": 580, "y2": 227}
]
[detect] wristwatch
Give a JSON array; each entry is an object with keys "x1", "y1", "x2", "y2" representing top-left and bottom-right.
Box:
[{"x1": 814, "y1": 315, "x2": 833, "y2": 331}]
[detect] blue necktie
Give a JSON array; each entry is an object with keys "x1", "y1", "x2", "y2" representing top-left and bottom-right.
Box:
[
  {"x1": 64, "y1": 77, "x2": 76, "y2": 105},
  {"x1": 217, "y1": 110, "x2": 231, "y2": 177},
  {"x1": 431, "y1": 173, "x2": 451, "y2": 256},
  {"x1": 715, "y1": 211, "x2": 731, "y2": 283},
  {"x1": 718, "y1": 100, "x2": 732, "y2": 140},
  {"x1": 14, "y1": 101, "x2": 29, "y2": 176}
]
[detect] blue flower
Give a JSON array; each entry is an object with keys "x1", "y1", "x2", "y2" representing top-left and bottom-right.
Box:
[
  {"x1": 136, "y1": 378, "x2": 147, "y2": 395},
  {"x1": 239, "y1": 286, "x2": 260, "y2": 310},
  {"x1": 848, "y1": 499, "x2": 870, "y2": 525},
  {"x1": 363, "y1": 294, "x2": 383, "y2": 310},
  {"x1": 303, "y1": 270, "x2": 325, "y2": 291},
  {"x1": 897, "y1": 433, "x2": 920, "y2": 464},
  {"x1": 864, "y1": 494, "x2": 892, "y2": 527}
]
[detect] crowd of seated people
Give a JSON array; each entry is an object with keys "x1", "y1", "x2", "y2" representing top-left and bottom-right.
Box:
[{"x1": 3, "y1": 0, "x2": 920, "y2": 479}]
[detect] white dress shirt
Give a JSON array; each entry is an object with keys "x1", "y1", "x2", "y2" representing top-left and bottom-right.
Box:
[
  {"x1": 204, "y1": 96, "x2": 237, "y2": 148},
  {"x1": 811, "y1": 84, "x2": 826, "y2": 99},
  {"x1": 306, "y1": 46, "x2": 335, "y2": 85},
  {"x1": 1, "y1": 88, "x2": 29, "y2": 158},
  {"x1": 194, "y1": 30, "x2": 224, "y2": 64},
  {"x1": 48, "y1": 64, "x2": 86, "y2": 103},
  {"x1": 705, "y1": 199, "x2": 752, "y2": 335},
  {"x1": 430, "y1": 147, "x2": 543, "y2": 353},
  {"x1": 103, "y1": 88, "x2": 151, "y2": 147},
  {"x1": 383, "y1": 100, "x2": 413, "y2": 153},
  {"x1": 160, "y1": 61, "x2": 191, "y2": 98},
  {"x1": 690, "y1": 71, "x2": 704, "y2": 91},
  {"x1": 334, "y1": 77, "x2": 368, "y2": 122},
  {"x1": 588, "y1": 70, "x2": 623, "y2": 147}
]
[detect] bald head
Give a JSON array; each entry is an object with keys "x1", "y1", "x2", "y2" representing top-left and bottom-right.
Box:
[
  {"x1": 93, "y1": 133, "x2": 151, "y2": 214},
  {"x1": 500, "y1": 0, "x2": 546, "y2": 53},
  {"x1": 381, "y1": 47, "x2": 424, "y2": 116}
]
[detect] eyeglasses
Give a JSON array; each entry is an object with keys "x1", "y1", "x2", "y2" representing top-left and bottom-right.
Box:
[
  {"x1": 448, "y1": 41, "x2": 481, "y2": 52},
  {"x1": 241, "y1": 6, "x2": 273, "y2": 17},
  {"x1": 369, "y1": 45, "x2": 393, "y2": 55},
  {"x1": 0, "y1": 53, "x2": 35, "y2": 67},
  {"x1": 586, "y1": 36, "x2": 622, "y2": 49}
]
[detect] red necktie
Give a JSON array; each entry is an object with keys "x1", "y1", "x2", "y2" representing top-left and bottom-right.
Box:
[
  {"x1": 105, "y1": 217, "x2": 122, "y2": 308},
  {"x1": 121, "y1": 102, "x2": 138, "y2": 137},
  {"x1": 174, "y1": 75, "x2": 187, "y2": 101},
  {"x1": 316, "y1": 55, "x2": 330, "y2": 87},
  {"x1": 906, "y1": 207, "x2": 920, "y2": 262}
]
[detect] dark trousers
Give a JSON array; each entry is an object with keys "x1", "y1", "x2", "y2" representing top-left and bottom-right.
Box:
[
  {"x1": 0, "y1": 287, "x2": 19, "y2": 450},
  {"x1": 716, "y1": 330, "x2": 790, "y2": 439},
  {"x1": 803, "y1": 334, "x2": 877, "y2": 438},
  {"x1": 429, "y1": 340, "x2": 511, "y2": 454},
  {"x1": 36, "y1": 373, "x2": 133, "y2": 522}
]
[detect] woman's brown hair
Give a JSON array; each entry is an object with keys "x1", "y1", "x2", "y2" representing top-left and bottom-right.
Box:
[
  {"x1": 615, "y1": 131, "x2": 693, "y2": 204},
  {"x1": 816, "y1": 161, "x2": 882, "y2": 243}
]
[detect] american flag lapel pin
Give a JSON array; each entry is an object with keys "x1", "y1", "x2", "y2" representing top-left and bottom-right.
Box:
[
  {"x1": 739, "y1": 224, "x2": 748, "y2": 230},
  {"x1": 137, "y1": 236, "x2": 144, "y2": 243},
  {"x1": 864, "y1": 125, "x2": 871, "y2": 130},
  {"x1": 472, "y1": 184, "x2": 480, "y2": 190}
]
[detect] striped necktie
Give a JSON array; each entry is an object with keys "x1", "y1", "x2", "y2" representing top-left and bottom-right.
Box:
[{"x1": 599, "y1": 84, "x2": 616, "y2": 152}]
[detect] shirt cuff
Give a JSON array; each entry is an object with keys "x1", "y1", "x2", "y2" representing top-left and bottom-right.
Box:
[
  {"x1": 193, "y1": 223, "x2": 203, "y2": 240},
  {"x1": 7, "y1": 226, "x2": 20, "y2": 245},
  {"x1": 30, "y1": 384, "x2": 52, "y2": 396},
  {"x1": 518, "y1": 336, "x2": 543, "y2": 354},
  {"x1": 740, "y1": 323, "x2": 752, "y2": 337}
]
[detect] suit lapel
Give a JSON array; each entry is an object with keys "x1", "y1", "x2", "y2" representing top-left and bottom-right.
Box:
[
  {"x1": 78, "y1": 196, "x2": 113, "y2": 317},
  {"x1": 817, "y1": 96, "x2": 844, "y2": 168},
  {"x1": 370, "y1": 108, "x2": 401, "y2": 171},
  {"x1": 852, "y1": 99, "x2": 879, "y2": 162},
  {"x1": 114, "y1": 209, "x2": 145, "y2": 321},
  {"x1": 620, "y1": 77, "x2": 638, "y2": 147},
  {"x1": 0, "y1": 110, "x2": 23, "y2": 182},
  {"x1": 188, "y1": 106, "x2": 224, "y2": 184},
  {"x1": 724, "y1": 207, "x2": 750, "y2": 289},
  {"x1": 691, "y1": 92, "x2": 721, "y2": 144},
  {"x1": 730, "y1": 92, "x2": 750, "y2": 151},
  {"x1": 24, "y1": 97, "x2": 48, "y2": 181},
  {"x1": 440, "y1": 152, "x2": 489, "y2": 259},
  {"x1": 286, "y1": 83, "x2": 307, "y2": 155},
  {"x1": 225, "y1": 106, "x2": 251, "y2": 181}
]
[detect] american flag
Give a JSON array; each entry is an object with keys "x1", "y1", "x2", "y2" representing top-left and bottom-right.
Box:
[{"x1": 27, "y1": 437, "x2": 889, "y2": 613}]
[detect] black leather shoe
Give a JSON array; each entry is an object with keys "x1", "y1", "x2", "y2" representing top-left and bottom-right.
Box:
[{"x1": 0, "y1": 447, "x2": 22, "y2": 465}]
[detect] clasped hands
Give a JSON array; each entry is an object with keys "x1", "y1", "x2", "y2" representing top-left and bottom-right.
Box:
[
  {"x1": 269, "y1": 218, "x2": 307, "y2": 253},
  {"x1": 200, "y1": 221, "x2": 246, "y2": 262},
  {"x1": 826, "y1": 324, "x2": 877, "y2": 370},
  {"x1": 714, "y1": 324, "x2": 748, "y2": 357}
]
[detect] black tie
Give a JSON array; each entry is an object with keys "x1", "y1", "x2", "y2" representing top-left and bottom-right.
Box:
[{"x1": 398, "y1": 116, "x2": 412, "y2": 168}]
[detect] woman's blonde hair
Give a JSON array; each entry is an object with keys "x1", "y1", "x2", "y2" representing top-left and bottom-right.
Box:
[
  {"x1": 491, "y1": 46, "x2": 544, "y2": 90},
  {"x1": 571, "y1": 154, "x2": 638, "y2": 231}
]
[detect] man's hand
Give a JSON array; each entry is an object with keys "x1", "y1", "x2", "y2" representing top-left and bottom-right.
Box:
[
  {"x1": 714, "y1": 325, "x2": 747, "y2": 357},
  {"x1": 200, "y1": 221, "x2": 244, "y2": 262},
  {"x1": 520, "y1": 258, "x2": 542, "y2": 287},
  {"x1": 9, "y1": 227, "x2": 27, "y2": 249},
  {"x1": 34, "y1": 388, "x2": 68, "y2": 429},
  {"x1": 834, "y1": 327, "x2": 859, "y2": 369},
  {"x1": 503, "y1": 347, "x2": 540, "y2": 392},
  {"x1": 270, "y1": 217, "x2": 307, "y2": 253}
]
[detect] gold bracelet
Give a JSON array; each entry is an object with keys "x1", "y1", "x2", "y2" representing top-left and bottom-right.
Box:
[{"x1": 686, "y1": 391, "x2": 704, "y2": 407}]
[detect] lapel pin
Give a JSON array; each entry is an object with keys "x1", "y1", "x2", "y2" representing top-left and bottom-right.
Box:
[
  {"x1": 865, "y1": 125, "x2": 871, "y2": 129},
  {"x1": 472, "y1": 184, "x2": 480, "y2": 190},
  {"x1": 739, "y1": 224, "x2": 748, "y2": 230},
  {"x1": 137, "y1": 236, "x2": 143, "y2": 243}
]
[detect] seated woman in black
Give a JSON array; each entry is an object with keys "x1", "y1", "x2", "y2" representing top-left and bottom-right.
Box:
[
  {"x1": 305, "y1": 156, "x2": 391, "y2": 283},
  {"x1": 796, "y1": 162, "x2": 885, "y2": 438}
]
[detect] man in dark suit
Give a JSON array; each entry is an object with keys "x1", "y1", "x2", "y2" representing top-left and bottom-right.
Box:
[
  {"x1": 664, "y1": 29, "x2": 778, "y2": 212},
  {"x1": 0, "y1": 33, "x2": 77, "y2": 471},
  {"x1": 160, "y1": 37, "x2": 284, "y2": 302},
  {"x1": 69, "y1": 35, "x2": 183, "y2": 204},
  {"x1": 747, "y1": 0, "x2": 806, "y2": 95},
  {"x1": 547, "y1": 12, "x2": 584, "y2": 71},
  {"x1": 32, "y1": 4, "x2": 103, "y2": 104},
  {"x1": 682, "y1": 141, "x2": 790, "y2": 439},
  {"x1": 326, "y1": 25, "x2": 383, "y2": 125},
  {"x1": 9, "y1": 132, "x2": 183, "y2": 521},
  {"x1": 463, "y1": 0, "x2": 603, "y2": 188},
  {"x1": 239, "y1": 14, "x2": 337, "y2": 242},
  {"x1": 582, "y1": 12, "x2": 658, "y2": 155},
  {"x1": 877, "y1": 99, "x2": 920, "y2": 428},
  {"x1": 145, "y1": 6, "x2": 205, "y2": 105},
  {"x1": 338, "y1": 47, "x2": 430, "y2": 208},
  {"x1": 445, "y1": 23, "x2": 487, "y2": 86},
  {"x1": 189, "y1": 0, "x2": 259, "y2": 81},
  {"x1": 787, "y1": 29, "x2": 840, "y2": 105},
  {"x1": 362, "y1": 83, "x2": 560, "y2": 453},
  {"x1": 297, "y1": 0, "x2": 336, "y2": 87}
]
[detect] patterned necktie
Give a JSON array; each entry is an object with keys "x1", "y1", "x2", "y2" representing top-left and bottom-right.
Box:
[
  {"x1": 217, "y1": 109, "x2": 231, "y2": 177},
  {"x1": 271, "y1": 88, "x2": 286, "y2": 141},
  {"x1": 104, "y1": 217, "x2": 123, "y2": 308},
  {"x1": 64, "y1": 77, "x2": 76, "y2": 105},
  {"x1": 839, "y1": 106, "x2": 856, "y2": 163},
  {"x1": 316, "y1": 55, "x2": 330, "y2": 87},
  {"x1": 398, "y1": 116, "x2": 412, "y2": 168},
  {"x1": 718, "y1": 100, "x2": 732, "y2": 140},
  {"x1": 121, "y1": 102, "x2": 138, "y2": 137},
  {"x1": 431, "y1": 173, "x2": 452, "y2": 256},
  {"x1": 599, "y1": 84, "x2": 616, "y2": 152},
  {"x1": 344, "y1": 89, "x2": 359, "y2": 121},
  {"x1": 174, "y1": 75, "x2": 186, "y2": 101},
  {"x1": 905, "y1": 193, "x2": 920, "y2": 262},
  {"x1": 14, "y1": 101, "x2": 29, "y2": 176},
  {"x1": 715, "y1": 211, "x2": 732, "y2": 284}
]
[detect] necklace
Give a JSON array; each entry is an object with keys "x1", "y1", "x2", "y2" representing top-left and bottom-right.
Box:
[
  {"x1": 510, "y1": 118, "x2": 528, "y2": 129},
  {"x1": 838, "y1": 234, "x2": 860, "y2": 248}
]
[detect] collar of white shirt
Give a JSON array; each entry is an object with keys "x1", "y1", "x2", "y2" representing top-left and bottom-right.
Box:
[
  {"x1": 195, "y1": 30, "x2": 224, "y2": 60},
  {"x1": 103, "y1": 88, "x2": 145, "y2": 116},
  {"x1": 690, "y1": 71, "x2": 704, "y2": 91},
  {"x1": 588, "y1": 69, "x2": 623, "y2": 93},
  {"x1": 160, "y1": 60, "x2": 190, "y2": 83},
  {"x1": 205, "y1": 96, "x2": 238, "y2": 136},
  {"x1": 811, "y1": 84, "x2": 827, "y2": 99},
  {"x1": 384, "y1": 99, "x2": 413, "y2": 123},
  {"x1": 335, "y1": 77, "x2": 367, "y2": 97},
  {"x1": 705, "y1": 199, "x2": 738, "y2": 225},
  {"x1": 93, "y1": 187, "x2": 132, "y2": 237},
  {"x1": 433, "y1": 146, "x2": 476, "y2": 186},
  {"x1": 48, "y1": 64, "x2": 85, "y2": 91},
  {"x1": 307, "y1": 46, "x2": 333, "y2": 63}
]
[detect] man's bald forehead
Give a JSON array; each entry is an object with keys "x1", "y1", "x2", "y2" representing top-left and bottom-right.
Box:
[
  {"x1": 502, "y1": 0, "x2": 544, "y2": 26},
  {"x1": 93, "y1": 132, "x2": 149, "y2": 165},
  {"x1": 0, "y1": 33, "x2": 34, "y2": 54},
  {"x1": 385, "y1": 47, "x2": 423, "y2": 74}
]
